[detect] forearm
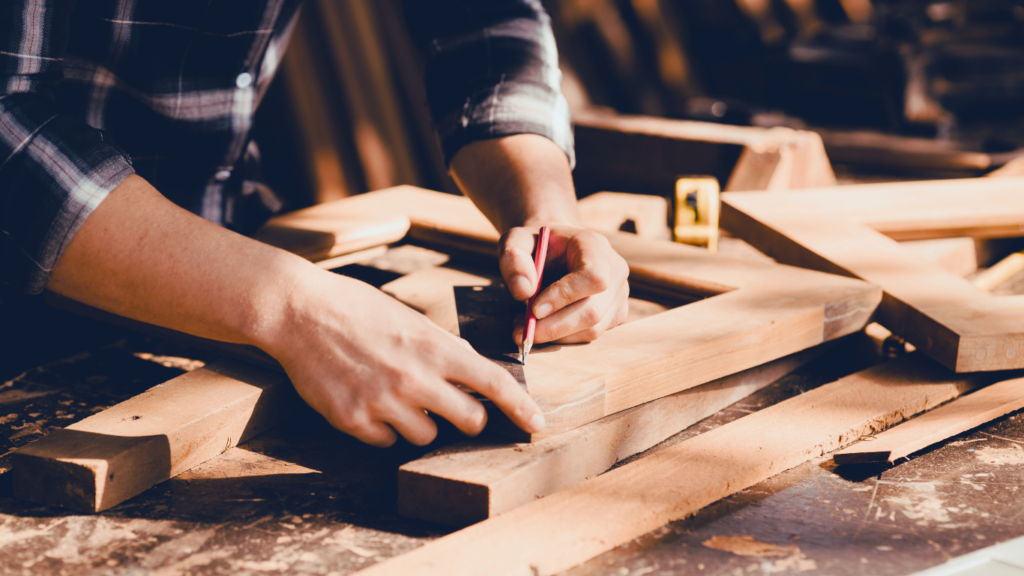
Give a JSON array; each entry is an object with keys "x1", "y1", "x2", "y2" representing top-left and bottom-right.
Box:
[
  {"x1": 450, "y1": 134, "x2": 581, "y2": 233},
  {"x1": 46, "y1": 174, "x2": 545, "y2": 443},
  {"x1": 46, "y1": 174, "x2": 311, "y2": 349}
]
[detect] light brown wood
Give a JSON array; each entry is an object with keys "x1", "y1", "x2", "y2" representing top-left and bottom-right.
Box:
[
  {"x1": 988, "y1": 157, "x2": 1024, "y2": 179},
  {"x1": 11, "y1": 361, "x2": 291, "y2": 512},
  {"x1": 398, "y1": 347, "x2": 822, "y2": 527},
  {"x1": 347, "y1": 187, "x2": 880, "y2": 439},
  {"x1": 972, "y1": 252, "x2": 1024, "y2": 292},
  {"x1": 834, "y1": 376, "x2": 1024, "y2": 464},
  {"x1": 255, "y1": 191, "x2": 411, "y2": 262},
  {"x1": 577, "y1": 191, "x2": 671, "y2": 240},
  {"x1": 357, "y1": 354, "x2": 1002, "y2": 576},
  {"x1": 900, "y1": 238, "x2": 978, "y2": 278},
  {"x1": 722, "y1": 177, "x2": 1024, "y2": 372},
  {"x1": 572, "y1": 111, "x2": 836, "y2": 196}
]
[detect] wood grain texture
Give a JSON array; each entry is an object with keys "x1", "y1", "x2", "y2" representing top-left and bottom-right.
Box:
[
  {"x1": 357, "y1": 354, "x2": 1004, "y2": 576},
  {"x1": 833, "y1": 376, "x2": 1024, "y2": 464},
  {"x1": 348, "y1": 187, "x2": 880, "y2": 438},
  {"x1": 901, "y1": 238, "x2": 977, "y2": 278},
  {"x1": 255, "y1": 192, "x2": 411, "y2": 262},
  {"x1": 722, "y1": 177, "x2": 1024, "y2": 372},
  {"x1": 11, "y1": 361, "x2": 291, "y2": 512},
  {"x1": 577, "y1": 191, "x2": 671, "y2": 241},
  {"x1": 398, "y1": 347, "x2": 821, "y2": 527}
]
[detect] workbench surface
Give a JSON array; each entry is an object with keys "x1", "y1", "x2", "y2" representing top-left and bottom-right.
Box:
[{"x1": 2, "y1": 292, "x2": 1023, "y2": 576}]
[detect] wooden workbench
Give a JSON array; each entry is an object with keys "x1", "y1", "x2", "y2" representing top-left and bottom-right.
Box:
[{"x1": 2, "y1": 253, "x2": 1024, "y2": 576}]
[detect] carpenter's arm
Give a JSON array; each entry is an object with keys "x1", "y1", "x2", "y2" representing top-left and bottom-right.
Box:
[{"x1": 45, "y1": 176, "x2": 546, "y2": 446}]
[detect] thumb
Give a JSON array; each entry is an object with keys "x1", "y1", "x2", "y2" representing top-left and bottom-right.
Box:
[{"x1": 498, "y1": 227, "x2": 541, "y2": 301}]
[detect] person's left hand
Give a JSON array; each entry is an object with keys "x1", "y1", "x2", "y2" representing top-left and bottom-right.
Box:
[{"x1": 498, "y1": 224, "x2": 629, "y2": 345}]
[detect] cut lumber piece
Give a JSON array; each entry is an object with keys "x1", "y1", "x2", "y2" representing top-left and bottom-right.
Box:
[
  {"x1": 344, "y1": 187, "x2": 879, "y2": 439},
  {"x1": 834, "y1": 376, "x2": 1024, "y2": 465},
  {"x1": 572, "y1": 111, "x2": 836, "y2": 196},
  {"x1": 972, "y1": 251, "x2": 1024, "y2": 292},
  {"x1": 988, "y1": 156, "x2": 1024, "y2": 179},
  {"x1": 10, "y1": 361, "x2": 291, "y2": 512},
  {"x1": 357, "y1": 354, "x2": 1005, "y2": 576},
  {"x1": 398, "y1": 347, "x2": 822, "y2": 527},
  {"x1": 721, "y1": 177, "x2": 1024, "y2": 372},
  {"x1": 577, "y1": 191, "x2": 671, "y2": 240},
  {"x1": 901, "y1": 238, "x2": 978, "y2": 278},
  {"x1": 254, "y1": 191, "x2": 411, "y2": 262}
]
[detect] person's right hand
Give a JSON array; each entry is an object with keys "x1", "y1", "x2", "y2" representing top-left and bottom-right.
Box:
[{"x1": 258, "y1": 265, "x2": 546, "y2": 447}]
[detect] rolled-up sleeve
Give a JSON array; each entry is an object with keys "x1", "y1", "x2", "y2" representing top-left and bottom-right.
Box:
[
  {"x1": 1, "y1": 0, "x2": 134, "y2": 294},
  {"x1": 403, "y1": 0, "x2": 574, "y2": 168}
]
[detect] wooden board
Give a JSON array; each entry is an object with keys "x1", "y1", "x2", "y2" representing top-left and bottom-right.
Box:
[
  {"x1": 344, "y1": 187, "x2": 880, "y2": 439},
  {"x1": 901, "y1": 237, "x2": 978, "y2": 278},
  {"x1": 572, "y1": 111, "x2": 836, "y2": 196},
  {"x1": 834, "y1": 376, "x2": 1024, "y2": 464},
  {"x1": 254, "y1": 191, "x2": 411, "y2": 261},
  {"x1": 576, "y1": 191, "x2": 671, "y2": 241},
  {"x1": 356, "y1": 354, "x2": 1008, "y2": 576},
  {"x1": 398, "y1": 347, "x2": 822, "y2": 527},
  {"x1": 10, "y1": 361, "x2": 291, "y2": 512},
  {"x1": 721, "y1": 177, "x2": 1024, "y2": 372}
]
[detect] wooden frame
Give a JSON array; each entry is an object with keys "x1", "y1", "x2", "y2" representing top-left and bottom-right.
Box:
[
  {"x1": 15, "y1": 186, "x2": 877, "y2": 511},
  {"x1": 339, "y1": 187, "x2": 879, "y2": 439},
  {"x1": 722, "y1": 177, "x2": 1024, "y2": 372}
]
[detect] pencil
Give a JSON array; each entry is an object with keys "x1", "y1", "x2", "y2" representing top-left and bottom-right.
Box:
[{"x1": 521, "y1": 226, "x2": 551, "y2": 364}]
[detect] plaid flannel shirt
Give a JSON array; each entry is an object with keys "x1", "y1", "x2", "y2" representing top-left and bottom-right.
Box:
[{"x1": 0, "y1": 0, "x2": 573, "y2": 294}]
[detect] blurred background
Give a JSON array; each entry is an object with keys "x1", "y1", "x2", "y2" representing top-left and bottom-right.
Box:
[{"x1": 256, "y1": 0, "x2": 1024, "y2": 208}]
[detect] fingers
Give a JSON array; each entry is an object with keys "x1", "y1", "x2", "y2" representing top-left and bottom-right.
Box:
[
  {"x1": 346, "y1": 419, "x2": 398, "y2": 448},
  {"x1": 530, "y1": 232, "x2": 622, "y2": 320},
  {"x1": 534, "y1": 280, "x2": 629, "y2": 344},
  {"x1": 445, "y1": 344, "x2": 545, "y2": 434},
  {"x1": 385, "y1": 406, "x2": 440, "y2": 447},
  {"x1": 414, "y1": 373, "x2": 490, "y2": 437},
  {"x1": 498, "y1": 227, "x2": 542, "y2": 301}
]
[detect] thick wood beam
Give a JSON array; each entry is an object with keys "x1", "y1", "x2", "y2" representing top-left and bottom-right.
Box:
[
  {"x1": 356, "y1": 354, "x2": 1009, "y2": 576},
  {"x1": 11, "y1": 361, "x2": 291, "y2": 512},
  {"x1": 398, "y1": 347, "x2": 822, "y2": 527},
  {"x1": 722, "y1": 177, "x2": 1024, "y2": 371}
]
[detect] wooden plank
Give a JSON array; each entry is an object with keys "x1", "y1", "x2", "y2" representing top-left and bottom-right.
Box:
[
  {"x1": 357, "y1": 354, "x2": 1005, "y2": 576},
  {"x1": 577, "y1": 191, "x2": 671, "y2": 241},
  {"x1": 572, "y1": 111, "x2": 835, "y2": 196},
  {"x1": 346, "y1": 187, "x2": 880, "y2": 439},
  {"x1": 834, "y1": 376, "x2": 1024, "y2": 465},
  {"x1": 11, "y1": 361, "x2": 291, "y2": 512},
  {"x1": 254, "y1": 191, "x2": 410, "y2": 262},
  {"x1": 901, "y1": 238, "x2": 978, "y2": 278},
  {"x1": 721, "y1": 177, "x2": 1024, "y2": 372},
  {"x1": 398, "y1": 347, "x2": 822, "y2": 527}
]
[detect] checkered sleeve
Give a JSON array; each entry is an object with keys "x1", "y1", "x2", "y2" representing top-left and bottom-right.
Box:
[
  {"x1": 403, "y1": 0, "x2": 574, "y2": 169},
  {"x1": 1, "y1": 0, "x2": 134, "y2": 294}
]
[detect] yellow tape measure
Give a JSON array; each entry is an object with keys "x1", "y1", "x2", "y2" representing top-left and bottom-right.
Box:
[{"x1": 673, "y1": 177, "x2": 720, "y2": 253}]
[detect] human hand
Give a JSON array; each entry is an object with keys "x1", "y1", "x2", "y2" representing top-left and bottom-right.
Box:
[
  {"x1": 260, "y1": 266, "x2": 545, "y2": 447},
  {"x1": 499, "y1": 225, "x2": 629, "y2": 345}
]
